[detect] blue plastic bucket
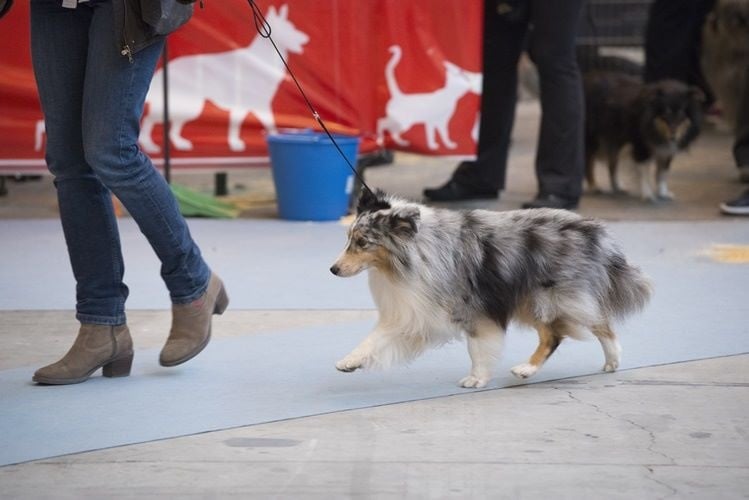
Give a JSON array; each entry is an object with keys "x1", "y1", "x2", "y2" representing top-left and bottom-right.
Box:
[{"x1": 267, "y1": 130, "x2": 360, "y2": 221}]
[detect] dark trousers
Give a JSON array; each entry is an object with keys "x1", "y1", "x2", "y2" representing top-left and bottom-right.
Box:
[
  {"x1": 644, "y1": 0, "x2": 715, "y2": 104},
  {"x1": 453, "y1": 0, "x2": 585, "y2": 200},
  {"x1": 734, "y1": 65, "x2": 749, "y2": 167}
]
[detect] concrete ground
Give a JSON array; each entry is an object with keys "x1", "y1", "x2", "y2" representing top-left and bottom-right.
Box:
[{"x1": 1, "y1": 102, "x2": 748, "y2": 498}]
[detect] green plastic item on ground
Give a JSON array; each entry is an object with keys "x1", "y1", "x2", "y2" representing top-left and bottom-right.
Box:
[{"x1": 170, "y1": 183, "x2": 240, "y2": 219}]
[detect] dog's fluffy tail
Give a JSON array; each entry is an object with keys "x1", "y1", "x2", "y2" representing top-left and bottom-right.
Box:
[{"x1": 604, "y1": 253, "x2": 653, "y2": 319}]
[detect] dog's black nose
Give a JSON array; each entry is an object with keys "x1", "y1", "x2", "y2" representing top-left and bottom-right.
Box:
[{"x1": 330, "y1": 265, "x2": 339, "y2": 276}]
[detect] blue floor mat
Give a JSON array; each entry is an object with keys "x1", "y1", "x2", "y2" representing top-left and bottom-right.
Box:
[{"x1": 0, "y1": 218, "x2": 747, "y2": 465}]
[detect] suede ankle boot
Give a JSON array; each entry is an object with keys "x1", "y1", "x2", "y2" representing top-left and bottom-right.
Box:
[
  {"x1": 160, "y1": 273, "x2": 229, "y2": 367},
  {"x1": 33, "y1": 324, "x2": 133, "y2": 385}
]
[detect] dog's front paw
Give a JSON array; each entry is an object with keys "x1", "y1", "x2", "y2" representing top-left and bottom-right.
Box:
[
  {"x1": 603, "y1": 360, "x2": 619, "y2": 373},
  {"x1": 511, "y1": 363, "x2": 539, "y2": 379},
  {"x1": 459, "y1": 375, "x2": 489, "y2": 389},
  {"x1": 656, "y1": 191, "x2": 675, "y2": 201},
  {"x1": 335, "y1": 355, "x2": 367, "y2": 373}
]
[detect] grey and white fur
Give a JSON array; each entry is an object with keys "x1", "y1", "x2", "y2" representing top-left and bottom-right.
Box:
[{"x1": 330, "y1": 190, "x2": 652, "y2": 388}]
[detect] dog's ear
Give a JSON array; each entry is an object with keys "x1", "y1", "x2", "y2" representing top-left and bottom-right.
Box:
[
  {"x1": 357, "y1": 188, "x2": 391, "y2": 214},
  {"x1": 389, "y1": 205, "x2": 420, "y2": 238}
]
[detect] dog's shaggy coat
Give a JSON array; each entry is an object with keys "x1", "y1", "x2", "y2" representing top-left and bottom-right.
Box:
[
  {"x1": 331, "y1": 191, "x2": 652, "y2": 388},
  {"x1": 584, "y1": 72, "x2": 703, "y2": 201}
]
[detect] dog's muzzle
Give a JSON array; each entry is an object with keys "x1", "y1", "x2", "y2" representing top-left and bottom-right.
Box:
[{"x1": 330, "y1": 264, "x2": 340, "y2": 276}]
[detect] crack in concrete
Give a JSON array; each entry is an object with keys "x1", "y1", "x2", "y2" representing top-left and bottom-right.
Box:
[
  {"x1": 644, "y1": 465, "x2": 679, "y2": 499},
  {"x1": 557, "y1": 386, "x2": 684, "y2": 498},
  {"x1": 556, "y1": 387, "x2": 677, "y2": 466}
]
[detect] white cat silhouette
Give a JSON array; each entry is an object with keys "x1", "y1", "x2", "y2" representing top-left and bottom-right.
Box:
[
  {"x1": 139, "y1": 4, "x2": 309, "y2": 153},
  {"x1": 377, "y1": 45, "x2": 482, "y2": 151}
]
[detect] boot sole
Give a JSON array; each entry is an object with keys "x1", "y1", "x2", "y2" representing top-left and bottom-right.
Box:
[{"x1": 33, "y1": 352, "x2": 134, "y2": 385}]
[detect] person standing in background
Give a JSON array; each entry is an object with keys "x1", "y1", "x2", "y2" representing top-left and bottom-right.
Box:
[{"x1": 424, "y1": 0, "x2": 586, "y2": 210}]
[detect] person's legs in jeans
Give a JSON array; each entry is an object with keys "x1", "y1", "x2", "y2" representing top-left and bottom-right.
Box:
[
  {"x1": 83, "y1": 0, "x2": 225, "y2": 368},
  {"x1": 424, "y1": 0, "x2": 527, "y2": 200},
  {"x1": 80, "y1": 0, "x2": 210, "y2": 304},
  {"x1": 525, "y1": 0, "x2": 585, "y2": 204},
  {"x1": 30, "y1": 0, "x2": 221, "y2": 381},
  {"x1": 30, "y1": 0, "x2": 137, "y2": 384},
  {"x1": 32, "y1": 0, "x2": 210, "y2": 317},
  {"x1": 31, "y1": 0, "x2": 129, "y2": 326}
]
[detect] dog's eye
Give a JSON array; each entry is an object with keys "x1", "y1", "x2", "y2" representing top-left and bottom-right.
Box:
[{"x1": 355, "y1": 237, "x2": 370, "y2": 248}]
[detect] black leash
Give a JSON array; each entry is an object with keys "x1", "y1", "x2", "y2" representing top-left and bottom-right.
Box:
[{"x1": 247, "y1": 0, "x2": 375, "y2": 197}]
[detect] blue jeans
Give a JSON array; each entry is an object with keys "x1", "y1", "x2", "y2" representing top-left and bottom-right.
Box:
[{"x1": 31, "y1": 0, "x2": 211, "y2": 326}]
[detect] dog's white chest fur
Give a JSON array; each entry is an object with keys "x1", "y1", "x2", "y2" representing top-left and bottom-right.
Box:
[{"x1": 369, "y1": 270, "x2": 457, "y2": 340}]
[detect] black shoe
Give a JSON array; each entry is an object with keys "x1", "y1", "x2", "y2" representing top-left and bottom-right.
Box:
[
  {"x1": 720, "y1": 189, "x2": 749, "y2": 215},
  {"x1": 423, "y1": 180, "x2": 498, "y2": 202},
  {"x1": 357, "y1": 149, "x2": 394, "y2": 169},
  {"x1": 521, "y1": 193, "x2": 578, "y2": 210}
]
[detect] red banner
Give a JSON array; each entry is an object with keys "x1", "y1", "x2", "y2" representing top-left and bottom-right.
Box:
[{"x1": 0, "y1": 1, "x2": 482, "y2": 172}]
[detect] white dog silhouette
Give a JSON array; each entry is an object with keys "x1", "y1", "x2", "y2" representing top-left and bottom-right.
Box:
[
  {"x1": 139, "y1": 4, "x2": 309, "y2": 153},
  {"x1": 377, "y1": 45, "x2": 482, "y2": 151}
]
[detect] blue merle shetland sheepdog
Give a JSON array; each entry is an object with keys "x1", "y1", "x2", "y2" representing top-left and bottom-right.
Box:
[{"x1": 330, "y1": 190, "x2": 652, "y2": 388}]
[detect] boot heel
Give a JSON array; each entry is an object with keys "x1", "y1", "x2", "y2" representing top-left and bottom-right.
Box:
[
  {"x1": 213, "y1": 285, "x2": 229, "y2": 315},
  {"x1": 102, "y1": 353, "x2": 133, "y2": 378}
]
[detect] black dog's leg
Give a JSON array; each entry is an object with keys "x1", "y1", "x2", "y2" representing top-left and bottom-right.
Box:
[
  {"x1": 607, "y1": 147, "x2": 626, "y2": 195},
  {"x1": 655, "y1": 155, "x2": 674, "y2": 200}
]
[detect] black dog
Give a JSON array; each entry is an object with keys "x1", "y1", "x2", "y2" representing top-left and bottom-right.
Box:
[{"x1": 584, "y1": 72, "x2": 704, "y2": 201}]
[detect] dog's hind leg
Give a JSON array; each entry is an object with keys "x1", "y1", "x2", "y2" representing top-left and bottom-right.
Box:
[
  {"x1": 459, "y1": 317, "x2": 504, "y2": 389},
  {"x1": 585, "y1": 151, "x2": 600, "y2": 193},
  {"x1": 591, "y1": 323, "x2": 621, "y2": 372},
  {"x1": 511, "y1": 322, "x2": 562, "y2": 379}
]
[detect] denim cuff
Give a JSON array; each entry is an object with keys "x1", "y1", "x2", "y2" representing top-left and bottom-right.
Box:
[
  {"x1": 170, "y1": 276, "x2": 210, "y2": 305},
  {"x1": 76, "y1": 312, "x2": 127, "y2": 326}
]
